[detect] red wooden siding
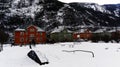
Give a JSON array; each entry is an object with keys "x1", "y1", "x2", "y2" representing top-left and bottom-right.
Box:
[
  {"x1": 73, "y1": 29, "x2": 92, "y2": 40},
  {"x1": 14, "y1": 25, "x2": 46, "y2": 45}
]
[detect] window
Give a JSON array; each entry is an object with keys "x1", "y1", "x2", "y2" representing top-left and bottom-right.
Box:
[
  {"x1": 30, "y1": 28, "x2": 35, "y2": 32},
  {"x1": 20, "y1": 32, "x2": 24, "y2": 36},
  {"x1": 41, "y1": 33, "x2": 43, "y2": 35},
  {"x1": 36, "y1": 33, "x2": 38, "y2": 35},
  {"x1": 30, "y1": 34, "x2": 34, "y2": 37},
  {"x1": 26, "y1": 38, "x2": 28, "y2": 41},
  {"x1": 77, "y1": 35, "x2": 80, "y2": 38},
  {"x1": 36, "y1": 38, "x2": 39, "y2": 41},
  {"x1": 64, "y1": 35, "x2": 67, "y2": 38}
]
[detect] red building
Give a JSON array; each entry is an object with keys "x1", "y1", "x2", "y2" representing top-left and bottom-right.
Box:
[
  {"x1": 14, "y1": 25, "x2": 46, "y2": 45},
  {"x1": 73, "y1": 29, "x2": 92, "y2": 40}
]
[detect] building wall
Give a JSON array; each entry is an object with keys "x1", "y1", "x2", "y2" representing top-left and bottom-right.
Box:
[
  {"x1": 14, "y1": 26, "x2": 46, "y2": 45},
  {"x1": 14, "y1": 31, "x2": 26, "y2": 45},
  {"x1": 50, "y1": 32, "x2": 73, "y2": 42},
  {"x1": 73, "y1": 30, "x2": 92, "y2": 40}
]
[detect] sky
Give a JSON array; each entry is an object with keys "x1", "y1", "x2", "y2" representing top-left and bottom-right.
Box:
[{"x1": 58, "y1": 0, "x2": 120, "y2": 5}]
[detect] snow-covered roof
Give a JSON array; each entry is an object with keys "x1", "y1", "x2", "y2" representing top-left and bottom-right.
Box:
[
  {"x1": 93, "y1": 29, "x2": 104, "y2": 33},
  {"x1": 15, "y1": 25, "x2": 44, "y2": 32},
  {"x1": 80, "y1": 29, "x2": 87, "y2": 33},
  {"x1": 36, "y1": 27, "x2": 44, "y2": 32},
  {"x1": 74, "y1": 29, "x2": 91, "y2": 33},
  {"x1": 51, "y1": 26, "x2": 64, "y2": 33},
  {"x1": 15, "y1": 28, "x2": 25, "y2": 31},
  {"x1": 51, "y1": 26, "x2": 72, "y2": 33},
  {"x1": 27, "y1": 25, "x2": 44, "y2": 32},
  {"x1": 108, "y1": 29, "x2": 116, "y2": 32},
  {"x1": 67, "y1": 30, "x2": 73, "y2": 33}
]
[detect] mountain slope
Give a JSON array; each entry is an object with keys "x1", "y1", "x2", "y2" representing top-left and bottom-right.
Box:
[
  {"x1": 0, "y1": 0, "x2": 120, "y2": 34},
  {"x1": 103, "y1": 4, "x2": 120, "y2": 17},
  {"x1": 68, "y1": 3, "x2": 120, "y2": 26}
]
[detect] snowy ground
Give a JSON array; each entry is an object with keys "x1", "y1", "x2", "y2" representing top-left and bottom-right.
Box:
[{"x1": 0, "y1": 42, "x2": 120, "y2": 67}]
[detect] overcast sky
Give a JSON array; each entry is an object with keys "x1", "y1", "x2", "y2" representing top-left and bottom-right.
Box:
[{"x1": 58, "y1": 0, "x2": 120, "y2": 5}]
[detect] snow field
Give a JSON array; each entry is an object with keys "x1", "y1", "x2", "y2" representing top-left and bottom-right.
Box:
[{"x1": 0, "y1": 42, "x2": 120, "y2": 67}]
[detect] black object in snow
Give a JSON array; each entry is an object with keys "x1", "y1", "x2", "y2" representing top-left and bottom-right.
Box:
[{"x1": 27, "y1": 50, "x2": 49, "y2": 65}]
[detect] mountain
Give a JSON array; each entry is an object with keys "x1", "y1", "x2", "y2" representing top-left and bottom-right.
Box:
[
  {"x1": 69, "y1": 2, "x2": 111, "y2": 14},
  {"x1": 68, "y1": 3, "x2": 120, "y2": 26},
  {"x1": 103, "y1": 4, "x2": 120, "y2": 17},
  {"x1": 1, "y1": 0, "x2": 64, "y2": 32},
  {"x1": 0, "y1": 0, "x2": 120, "y2": 35}
]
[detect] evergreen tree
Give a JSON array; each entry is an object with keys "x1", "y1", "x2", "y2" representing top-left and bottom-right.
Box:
[
  {"x1": 0, "y1": 30, "x2": 9, "y2": 51},
  {"x1": 112, "y1": 31, "x2": 120, "y2": 43},
  {"x1": 101, "y1": 34, "x2": 110, "y2": 43},
  {"x1": 91, "y1": 33, "x2": 100, "y2": 42}
]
